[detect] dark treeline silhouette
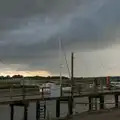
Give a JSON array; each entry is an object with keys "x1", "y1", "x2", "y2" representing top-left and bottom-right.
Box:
[
  {"x1": 0, "y1": 75, "x2": 69, "y2": 80},
  {"x1": 0, "y1": 75, "x2": 120, "y2": 83}
]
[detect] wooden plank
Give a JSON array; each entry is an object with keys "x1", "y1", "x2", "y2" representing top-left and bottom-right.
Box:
[
  {"x1": 10, "y1": 104, "x2": 14, "y2": 120},
  {"x1": 0, "y1": 90, "x2": 120, "y2": 105},
  {"x1": 115, "y1": 94, "x2": 119, "y2": 108},
  {"x1": 56, "y1": 99, "x2": 60, "y2": 118},
  {"x1": 100, "y1": 96, "x2": 104, "y2": 109},
  {"x1": 24, "y1": 105, "x2": 28, "y2": 120}
]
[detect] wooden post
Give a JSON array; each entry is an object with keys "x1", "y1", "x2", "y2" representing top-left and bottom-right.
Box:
[
  {"x1": 71, "y1": 52, "x2": 74, "y2": 96},
  {"x1": 22, "y1": 79, "x2": 25, "y2": 100},
  {"x1": 106, "y1": 76, "x2": 110, "y2": 90},
  {"x1": 56, "y1": 99, "x2": 60, "y2": 118},
  {"x1": 70, "y1": 52, "x2": 74, "y2": 114},
  {"x1": 94, "y1": 78, "x2": 98, "y2": 92},
  {"x1": 10, "y1": 104, "x2": 14, "y2": 120},
  {"x1": 68, "y1": 97, "x2": 73, "y2": 115},
  {"x1": 42, "y1": 88, "x2": 44, "y2": 98},
  {"x1": 94, "y1": 98, "x2": 98, "y2": 110},
  {"x1": 88, "y1": 96, "x2": 92, "y2": 111},
  {"x1": 10, "y1": 86, "x2": 13, "y2": 99},
  {"x1": 100, "y1": 79, "x2": 103, "y2": 91},
  {"x1": 44, "y1": 103, "x2": 46, "y2": 119},
  {"x1": 100, "y1": 96, "x2": 104, "y2": 109},
  {"x1": 115, "y1": 94, "x2": 118, "y2": 108},
  {"x1": 36, "y1": 100, "x2": 40, "y2": 120},
  {"x1": 24, "y1": 105, "x2": 28, "y2": 120}
]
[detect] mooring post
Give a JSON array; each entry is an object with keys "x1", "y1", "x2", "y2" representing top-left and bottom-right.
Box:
[
  {"x1": 24, "y1": 105, "x2": 28, "y2": 120},
  {"x1": 56, "y1": 99, "x2": 60, "y2": 118},
  {"x1": 88, "y1": 96, "x2": 92, "y2": 111},
  {"x1": 100, "y1": 96, "x2": 104, "y2": 109},
  {"x1": 36, "y1": 100, "x2": 40, "y2": 120},
  {"x1": 94, "y1": 98, "x2": 98, "y2": 110},
  {"x1": 22, "y1": 79, "x2": 25, "y2": 100},
  {"x1": 44, "y1": 102, "x2": 46, "y2": 119},
  {"x1": 71, "y1": 52, "x2": 74, "y2": 113},
  {"x1": 115, "y1": 94, "x2": 119, "y2": 108},
  {"x1": 94, "y1": 78, "x2": 98, "y2": 92},
  {"x1": 68, "y1": 97, "x2": 73, "y2": 115},
  {"x1": 10, "y1": 104, "x2": 14, "y2": 120}
]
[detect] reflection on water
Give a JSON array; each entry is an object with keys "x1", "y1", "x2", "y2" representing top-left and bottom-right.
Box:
[{"x1": 0, "y1": 95, "x2": 116, "y2": 120}]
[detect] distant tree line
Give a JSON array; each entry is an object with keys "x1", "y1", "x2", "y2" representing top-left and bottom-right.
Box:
[{"x1": 0, "y1": 75, "x2": 69, "y2": 80}]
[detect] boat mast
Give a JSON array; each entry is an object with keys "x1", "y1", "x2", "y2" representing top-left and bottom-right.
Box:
[
  {"x1": 59, "y1": 38, "x2": 62, "y2": 96},
  {"x1": 71, "y1": 52, "x2": 74, "y2": 97}
]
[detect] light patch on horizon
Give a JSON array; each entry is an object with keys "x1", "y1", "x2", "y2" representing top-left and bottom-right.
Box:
[{"x1": 0, "y1": 70, "x2": 51, "y2": 77}]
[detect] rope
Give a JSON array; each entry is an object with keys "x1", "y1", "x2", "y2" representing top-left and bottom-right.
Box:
[{"x1": 60, "y1": 40, "x2": 71, "y2": 78}]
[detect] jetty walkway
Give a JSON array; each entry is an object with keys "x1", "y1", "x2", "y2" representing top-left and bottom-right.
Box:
[
  {"x1": 0, "y1": 86, "x2": 120, "y2": 120},
  {"x1": 0, "y1": 77, "x2": 119, "y2": 120}
]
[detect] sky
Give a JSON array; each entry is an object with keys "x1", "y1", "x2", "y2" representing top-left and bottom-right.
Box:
[{"x1": 0, "y1": 0, "x2": 120, "y2": 77}]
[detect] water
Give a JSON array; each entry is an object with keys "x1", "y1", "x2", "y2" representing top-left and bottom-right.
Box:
[{"x1": 0, "y1": 95, "x2": 117, "y2": 120}]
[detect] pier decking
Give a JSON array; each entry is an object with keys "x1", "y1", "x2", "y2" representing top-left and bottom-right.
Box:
[
  {"x1": 0, "y1": 77, "x2": 119, "y2": 120},
  {"x1": 0, "y1": 87, "x2": 120, "y2": 120},
  {"x1": 0, "y1": 87, "x2": 120, "y2": 105}
]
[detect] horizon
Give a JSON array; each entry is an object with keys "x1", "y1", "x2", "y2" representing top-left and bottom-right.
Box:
[{"x1": 0, "y1": 74, "x2": 120, "y2": 79}]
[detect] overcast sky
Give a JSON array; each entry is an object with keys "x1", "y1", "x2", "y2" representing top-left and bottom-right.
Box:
[{"x1": 0, "y1": 0, "x2": 120, "y2": 77}]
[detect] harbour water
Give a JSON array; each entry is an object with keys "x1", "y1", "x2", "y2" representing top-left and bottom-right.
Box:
[{"x1": 0, "y1": 95, "x2": 117, "y2": 120}]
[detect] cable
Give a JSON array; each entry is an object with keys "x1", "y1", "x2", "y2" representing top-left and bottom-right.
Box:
[{"x1": 60, "y1": 40, "x2": 71, "y2": 78}]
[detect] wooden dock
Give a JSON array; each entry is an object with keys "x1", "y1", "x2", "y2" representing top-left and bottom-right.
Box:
[
  {"x1": 0, "y1": 88, "x2": 120, "y2": 104},
  {"x1": 0, "y1": 86, "x2": 120, "y2": 120}
]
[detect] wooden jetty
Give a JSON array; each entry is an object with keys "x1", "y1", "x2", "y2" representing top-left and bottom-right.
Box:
[{"x1": 0, "y1": 86, "x2": 120, "y2": 120}]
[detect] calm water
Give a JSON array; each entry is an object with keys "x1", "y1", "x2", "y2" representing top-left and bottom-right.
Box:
[{"x1": 0, "y1": 95, "x2": 117, "y2": 120}]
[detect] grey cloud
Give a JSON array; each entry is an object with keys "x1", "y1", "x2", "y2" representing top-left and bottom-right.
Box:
[
  {"x1": 0, "y1": 0, "x2": 82, "y2": 31},
  {"x1": 0, "y1": 0, "x2": 120, "y2": 75}
]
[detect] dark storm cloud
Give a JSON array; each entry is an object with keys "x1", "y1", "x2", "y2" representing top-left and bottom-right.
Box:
[
  {"x1": 1, "y1": 0, "x2": 120, "y2": 74},
  {"x1": 0, "y1": 0, "x2": 78, "y2": 18},
  {"x1": 0, "y1": 0, "x2": 81, "y2": 31}
]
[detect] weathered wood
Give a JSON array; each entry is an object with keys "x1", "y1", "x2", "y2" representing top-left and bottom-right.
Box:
[
  {"x1": 24, "y1": 105, "x2": 28, "y2": 120},
  {"x1": 10, "y1": 104, "x2": 14, "y2": 120},
  {"x1": 100, "y1": 96, "x2": 104, "y2": 109},
  {"x1": 88, "y1": 96, "x2": 92, "y2": 111},
  {"x1": 56, "y1": 99, "x2": 60, "y2": 118},
  {"x1": 115, "y1": 94, "x2": 118, "y2": 108},
  {"x1": 43, "y1": 102, "x2": 46, "y2": 119},
  {"x1": 68, "y1": 97, "x2": 73, "y2": 115},
  {"x1": 36, "y1": 100, "x2": 40, "y2": 120},
  {"x1": 71, "y1": 52, "x2": 74, "y2": 113},
  {"x1": 1, "y1": 90, "x2": 120, "y2": 105},
  {"x1": 94, "y1": 98, "x2": 98, "y2": 110},
  {"x1": 12, "y1": 102, "x2": 26, "y2": 106}
]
